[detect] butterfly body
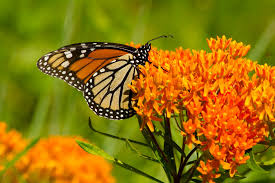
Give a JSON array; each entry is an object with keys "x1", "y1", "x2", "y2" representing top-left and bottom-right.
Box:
[{"x1": 37, "y1": 42, "x2": 151, "y2": 119}]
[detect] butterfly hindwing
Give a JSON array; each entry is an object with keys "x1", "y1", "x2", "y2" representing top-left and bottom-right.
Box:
[{"x1": 83, "y1": 57, "x2": 138, "y2": 119}]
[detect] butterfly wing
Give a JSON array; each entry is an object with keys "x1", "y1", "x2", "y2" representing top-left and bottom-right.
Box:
[
  {"x1": 37, "y1": 42, "x2": 143, "y2": 119},
  {"x1": 37, "y1": 42, "x2": 137, "y2": 91},
  {"x1": 83, "y1": 55, "x2": 138, "y2": 119}
]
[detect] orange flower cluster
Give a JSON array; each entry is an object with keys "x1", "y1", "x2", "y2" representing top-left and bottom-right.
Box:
[
  {"x1": 130, "y1": 36, "x2": 274, "y2": 182},
  {"x1": 0, "y1": 122, "x2": 27, "y2": 170},
  {"x1": 0, "y1": 122, "x2": 115, "y2": 183}
]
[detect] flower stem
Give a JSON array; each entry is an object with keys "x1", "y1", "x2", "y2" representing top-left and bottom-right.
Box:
[
  {"x1": 137, "y1": 115, "x2": 174, "y2": 182},
  {"x1": 176, "y1": 146, "x2": 198, "y2": 182},
  {"x1": 164, "y1": 114, "x2": 177, "y2": 173}
]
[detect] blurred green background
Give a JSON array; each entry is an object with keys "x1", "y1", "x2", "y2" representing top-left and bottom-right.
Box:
[{"x1": 0, "y1": 0, "x2": 274, "y2": 182}]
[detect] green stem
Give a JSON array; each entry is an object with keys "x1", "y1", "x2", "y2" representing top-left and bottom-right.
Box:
[
  {"x1": 176, "y1": 146, "x2": 198, "y2": 181},
  {"x1": 125, "y1": 139, "x2": 159, "y2": 163},
  {"x1": 137, "y1": 116, "x2": 173, "y2": 182},
  {"x1": 88, "y1": 117, "x2": 149, "y2": 147},
  {"x1": 113, "y1": 158, "x2": 164, "y2": 183},
  {"x1": 184, "y1": 155, "x2": 202, "y2": 183},
  {"x1": 164, "y1": 115, "x2": 177, "y2": 174}
]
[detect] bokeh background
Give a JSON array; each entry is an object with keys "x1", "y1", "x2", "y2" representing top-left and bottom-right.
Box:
[{"x1": 0, "y1": 0, "x2": 274, "y2": 182}]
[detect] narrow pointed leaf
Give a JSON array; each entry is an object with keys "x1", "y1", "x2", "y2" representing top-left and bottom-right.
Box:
[
  {"x1": 76, "y1": 140, "x2": 164, "y2": 183},
  {"x1": 88, "y1": 117, "x2": 149, "y2": 147},
  {"x1": 76, "y1": 140, "x2": 114, "y2": 161},
  {"x1": 247, "y1": 151, "x2": 268, "y2": 173},
  {"x1": 125, "y1": 139, "x2": 159, "y2": 163}
]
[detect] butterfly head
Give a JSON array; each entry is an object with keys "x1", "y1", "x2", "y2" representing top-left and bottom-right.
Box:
[{"x1": 134, "y1": 43, "x2": 151, "y2": 65}]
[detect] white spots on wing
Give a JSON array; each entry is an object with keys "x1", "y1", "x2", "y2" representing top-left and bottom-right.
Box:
[
  {"x1": 80, "y1": 54, "x2": 85, "y2": 58},
  {"x1": 62, "y1": 71, "x2": 66, "y2": 74},
  {"x1": 90, "y1": 48, "x2": 95, "y2": 51},
  {"x1": 44, "y1": 56, "x2": 49, "y2": 61},
  {"x1": 43, "y1": 62, "x2": 47, "y2": 66},
  {"x1": 61, "y1": 61, "x2": 70, "y2": 68},
  {"x1": 81, "y1": 50, "x2": 87, "y2": 53},
  {"x1": 64, "y1": 51, "x2": 73, "y2": 58},
  {"x1": 100, "y1": 68, "x2": 105, "y2": 72},
  {"x1": 81, "y1": 43, "x2": 88, "y2": 48},
  {"x1": 70, "y1": 47, "x2": 76, "y2": 51}
]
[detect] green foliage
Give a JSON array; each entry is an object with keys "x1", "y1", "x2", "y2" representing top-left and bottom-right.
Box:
[
  {"x1": 76, "y1": 140, "x2": 164, "y2": 183},
  {"x1": 0, "y1": 0, "x2": 274, "y2": 182}
]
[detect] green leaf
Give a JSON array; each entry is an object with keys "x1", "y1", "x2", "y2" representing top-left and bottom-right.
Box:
[
  {"x1": 247, "y1": 151, "x2": 268, "y2": 173},
  {"x1": 163, "y1": 117, "x2": 176, "y2": 173},
  {"x1": 0, "y1": 137, "x2": 40, "y2": 177},
  {"x1": 190, "y1": 178, "x2": 202, "y2": 183},
  {"x1": 270, "y1": 139, "x2": 275, "y2": 146},
  {"x1": 76, "y1": 140, "x2": 164, "y2": 183},
  {"x1": 88, "y1": 117, "x2": 149, "y2": 147},
  {"x1": 125, "y1": 139, "x2": 159, "y2": 163},
  {"x1": 76, "y1": 140, "x2": 115, "y2": 161}
]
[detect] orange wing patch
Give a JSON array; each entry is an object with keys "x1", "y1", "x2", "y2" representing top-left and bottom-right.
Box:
[{"x1": 70, "y1": 49, "x2": 130, "y2": 83}]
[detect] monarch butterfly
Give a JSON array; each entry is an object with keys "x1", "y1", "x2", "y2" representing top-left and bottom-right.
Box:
[{"x1": 37, "y1": 35, "x2": 170, "y2": 120}]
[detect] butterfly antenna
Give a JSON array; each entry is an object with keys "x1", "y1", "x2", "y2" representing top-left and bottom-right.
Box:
[{"x1": 146, "y1": 34, "x2": 174, "y2": 44}]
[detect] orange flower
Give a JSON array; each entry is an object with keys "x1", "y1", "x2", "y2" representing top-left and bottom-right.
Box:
[
  {"x1": 0, "y1": 122, "x2": 115, "y2": 183},
  {"x1": 17, "y1": 136, "x2": 115, "y2": 183},
  {"x1": 130, "y1": 36, "x2": 273, "y2": 181},
  {"x1": 0, "y1": 122, "x2": 27, "y2": 162},
  {"x1": 197, "y1": 160, "x2": 221, "y2": 183}
]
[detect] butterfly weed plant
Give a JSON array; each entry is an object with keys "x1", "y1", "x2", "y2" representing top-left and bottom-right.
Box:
[
  {"x1": 0, "y1": 122, "x2": 115, "y2": 183},
  {"x1": 78, "y1": 36, "x2": 275, "y2": 183}
]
